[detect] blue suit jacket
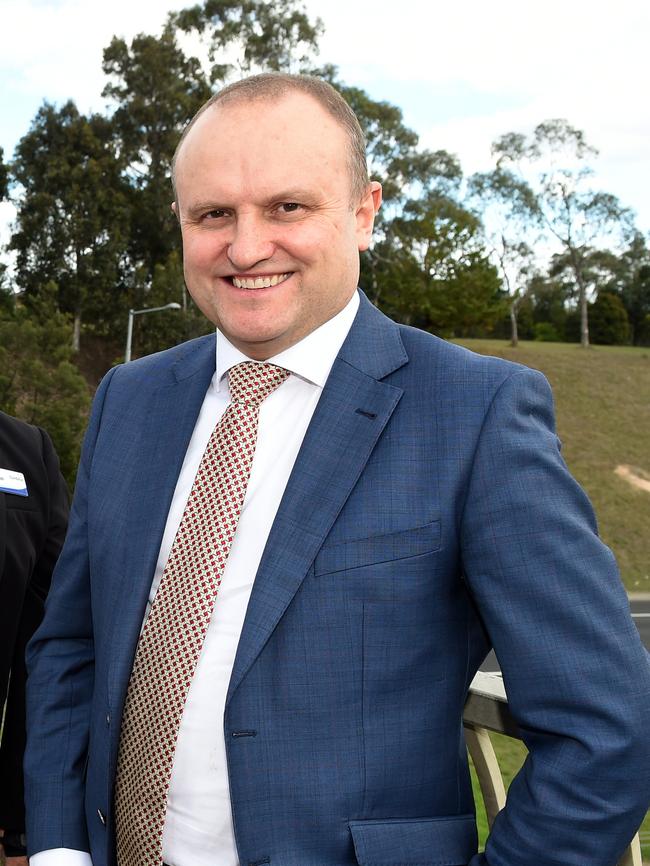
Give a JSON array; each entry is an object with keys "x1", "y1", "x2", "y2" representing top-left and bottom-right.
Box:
[{"x1": 25, "y1": 294, "x2": 650, "y2": 866}]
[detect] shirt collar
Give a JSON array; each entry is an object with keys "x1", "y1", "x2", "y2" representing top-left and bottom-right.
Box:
[{"x1": 214, "y1": 290, "x2": 360, "y2": 392}]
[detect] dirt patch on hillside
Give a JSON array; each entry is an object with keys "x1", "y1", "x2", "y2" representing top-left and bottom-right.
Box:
[{"x1": 615, "y1": 464, "x2": 650, "y2": 493}]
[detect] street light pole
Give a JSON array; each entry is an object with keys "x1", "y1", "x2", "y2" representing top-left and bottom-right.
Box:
[{"x1": 125, "y1": 303, "x2": 182, "y2": 363}]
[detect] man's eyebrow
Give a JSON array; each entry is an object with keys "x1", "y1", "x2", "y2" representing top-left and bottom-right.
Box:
[{"x1": 184, "y1": 201, "x2": 229, "y2": 218}]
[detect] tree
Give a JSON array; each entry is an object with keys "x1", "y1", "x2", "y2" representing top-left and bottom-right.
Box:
[
  {"x1": 526, "y1": 272, "x2": 572, "y2": 341},
  {"x1": 0, "y1": 146, "x2": 8, "y2": 201},
  {"x1": 102, "y1": 25, "x2": 212, "y2": 290},
  {"x1": 598, "y1": 233, "x2": 650, "y2": 345},
  {"x1": 589, "y1": 292, "x2": 630, "y2": 345},
  {"x1": 172, "y1": 0, "x2": 322, "y2": 82},
  {"x1": 9, "y1": 102, "x2": 131, "y2": 351},
  {"x1": 385, "y1": 191, "x2": 504, "y2": 335},
  {"x1": 0, "y1": 288, "x2": 90, "y2": 486},
  {"x1": 468, "y1": 166, "x2": 540, "y2": 346},
  {"x1": 492, "y1": 120, "x2": 633, "y2": 347}
]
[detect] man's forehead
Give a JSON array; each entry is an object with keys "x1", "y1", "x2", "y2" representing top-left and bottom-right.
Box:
[{"x1": 182, "y1": 91, "x2": 345, "y2": 156}]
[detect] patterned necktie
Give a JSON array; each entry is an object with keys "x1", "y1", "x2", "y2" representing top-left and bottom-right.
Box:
[{"x1": 114, "y1": 361, "x2": 290, "y2": 866}]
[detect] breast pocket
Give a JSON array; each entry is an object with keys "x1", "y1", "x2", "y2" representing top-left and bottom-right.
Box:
[
  {"x1": 4, "y1": 494, "x2": 37, "y2": 512},
  {"x1": 314, "y1": 520, "x2": 441, "y2": 577}
]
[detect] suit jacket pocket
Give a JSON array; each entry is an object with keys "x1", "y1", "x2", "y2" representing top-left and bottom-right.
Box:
[
  {"x1": 315, "y1": 520, "x2": 441, "y2": 576},
  {"x1": 4, "y1": 493, "x2": 37, "y2": 511},
  {"x1": 349, "y1": 814, "x2": 477, "y2": 866}
]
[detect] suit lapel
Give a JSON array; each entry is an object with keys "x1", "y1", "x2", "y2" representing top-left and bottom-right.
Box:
[
  {"x1": 227, "y1": 296, "x2": 408, "y2": 701},
  {"x1": 109, "y1": 337, "x2": 217, "y2": 703}
]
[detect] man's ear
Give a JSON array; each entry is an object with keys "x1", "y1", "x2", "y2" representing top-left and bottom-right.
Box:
[
  {"x1": 356, "y1": 181, "x2": 382, "y2": 252},
  {"x1": 171, "y1": 201, "x2": 179, "y2": 221}
]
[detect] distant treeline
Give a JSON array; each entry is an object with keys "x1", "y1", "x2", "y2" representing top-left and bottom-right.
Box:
[{"x1": 1, "y1": 0, "x2": 649, "y2": 484}]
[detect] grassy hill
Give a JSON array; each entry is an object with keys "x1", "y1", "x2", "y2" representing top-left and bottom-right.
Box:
[{"x1": 456, "y1": 339, "x2": 650, "y2": 593}]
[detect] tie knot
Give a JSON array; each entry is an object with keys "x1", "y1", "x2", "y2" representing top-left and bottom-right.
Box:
[{"x1": 227, "y1": 361, "x2": 290, "y2": 407}]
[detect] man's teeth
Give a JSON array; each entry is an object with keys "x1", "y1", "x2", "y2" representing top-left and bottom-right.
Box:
[{"x1": 232, "y1": 273, "x2": 290, "y2": 289}]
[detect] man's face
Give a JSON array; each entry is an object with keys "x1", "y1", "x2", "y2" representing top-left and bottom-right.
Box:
[{"x1": 173, "y1": 92, "x2": 381, "y2": 359}]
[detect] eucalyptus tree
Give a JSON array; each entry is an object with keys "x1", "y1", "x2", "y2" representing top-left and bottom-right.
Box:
[
  {"x1": 468, "y1": 166, "x2": 540, "y2": 346},
  {"x1": 171, "y1": 0, "x2": 323, "y2": 81},
  {"x1": 9, "y1": 102, "x2": 130, "y2": 351},
  {"x1": 598, "y1": 232, "x2": 650, "y2": 345},
  {"x1": 0, "y1": 147, "x2": 8, "y2": 200},
  {"x1": 492, "y1": 120, "x2": 633, "y2": 347}
]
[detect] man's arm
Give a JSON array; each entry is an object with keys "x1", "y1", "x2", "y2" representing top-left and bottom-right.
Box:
[
  {"x1": 460, "y1": 368, "x2": 650, "y2": 866},
  {"x1": 0, "y1": 428, "x2": 69, "y2": 866},
  {"x1": 24, "y1": 370, "x2": 117, "y2": 859}
]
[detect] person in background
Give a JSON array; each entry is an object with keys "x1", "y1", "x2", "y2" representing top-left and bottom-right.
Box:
[{"x1": 0, "y1": 411, "x2": 69, "y2": 865}]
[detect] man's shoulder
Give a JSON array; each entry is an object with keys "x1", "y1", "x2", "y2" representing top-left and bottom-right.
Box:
[
  {"x1": 104, "y1": 333, "x2": 216, "y2": 390},
  {"x1": 0, "y1": 410, "x2": 46, "y2": 460},
  {"x1": 395, "y1": 322, "x2": 535, "y2": 388}
]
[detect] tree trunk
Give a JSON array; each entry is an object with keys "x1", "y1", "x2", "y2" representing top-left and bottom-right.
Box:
[
  {"x1": 579, "y1": 282, "x2": 589, "y2": 347},
  {"x1": 510, "y1": 301, "x2": 519, "y2": 348},
  {"x1": 72, "y1": 310, "x2": 81, "y2": 353},
  {"x1": 569, "y1": 249, "x2": 590, "y2": 348}
]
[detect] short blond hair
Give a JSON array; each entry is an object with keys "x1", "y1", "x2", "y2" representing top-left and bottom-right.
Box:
[{"x1": 172, "y1": 72, "x2": 369, "y2": 203}]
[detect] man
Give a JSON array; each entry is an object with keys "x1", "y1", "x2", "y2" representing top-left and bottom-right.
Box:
[
  {"x1": 0, "y1": 411, "x2": 69, "y2": 865},
  {"x1": 25, "y1": 74, "x2": 650, "y2": 866}
]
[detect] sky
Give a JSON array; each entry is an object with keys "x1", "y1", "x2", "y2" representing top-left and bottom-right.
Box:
[{"x1": 1, "y1": 0, "x2": 649, "y2": 255}]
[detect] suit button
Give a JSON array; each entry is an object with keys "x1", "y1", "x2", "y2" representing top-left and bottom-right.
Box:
[
  {"x1": 106, "y1": 713, "x2": 111, "y2": 725},
  {"x1": 97, "y1": 808, "x2": 106, "y2": 826}
]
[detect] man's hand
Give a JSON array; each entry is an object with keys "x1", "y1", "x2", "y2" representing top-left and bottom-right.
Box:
[{"x1": 0, "y1": 828, "x2": 28, "y2": 865}]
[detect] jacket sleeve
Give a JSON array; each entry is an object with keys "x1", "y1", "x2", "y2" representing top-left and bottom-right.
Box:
[
  {"x1": 460, "y1": 368, "x2": 650, "y2": 866},
  {"x1": 24, "y1": 369, "x2": 117, "y2": 857},
  {"x1": 0, "y1": 428, "x2": 69, "y2": 831}
]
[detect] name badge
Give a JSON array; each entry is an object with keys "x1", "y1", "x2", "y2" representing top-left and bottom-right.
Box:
[{"x1": 0, "y1": 468, "x2": 28, "y2": 496}]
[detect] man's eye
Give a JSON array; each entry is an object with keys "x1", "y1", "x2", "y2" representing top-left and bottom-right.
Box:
[
  {"x1": 203, "y1": 209, "x2": 227, "y2": 220},
  {"x1": 278, "y1": 202, "x2": 302, "y2": 214}
]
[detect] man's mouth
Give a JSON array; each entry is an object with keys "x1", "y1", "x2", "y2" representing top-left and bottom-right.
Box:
[{"x1": 231, "y1": 273, "x2": 292, "y2": 289}]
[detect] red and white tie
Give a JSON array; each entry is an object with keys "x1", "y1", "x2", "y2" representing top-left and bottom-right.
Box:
[{"x1": 114, "y1": 361, "x2": 290, "y2": 866}]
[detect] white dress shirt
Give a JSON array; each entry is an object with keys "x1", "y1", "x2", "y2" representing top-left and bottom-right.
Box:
[{"x1": 31, "y1": 291, "x2": 359, "y2": 866}]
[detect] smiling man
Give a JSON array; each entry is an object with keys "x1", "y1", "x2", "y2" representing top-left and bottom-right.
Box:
[{"x1": 25, "y1": 74, "x2": 650, "y2": 866}]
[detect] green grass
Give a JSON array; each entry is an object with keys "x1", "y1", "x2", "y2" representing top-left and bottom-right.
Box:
[
  {"x1": 456, "y1": 339, "x2": 650, "y2": 592},
  {"x1": 470, "y1": 732, "x2": 650, "y2": 861}
]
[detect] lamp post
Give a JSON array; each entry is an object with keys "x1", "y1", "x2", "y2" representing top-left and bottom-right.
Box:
[{"x1": 125, "y1": 303, "x2": 182, "y2": 363}]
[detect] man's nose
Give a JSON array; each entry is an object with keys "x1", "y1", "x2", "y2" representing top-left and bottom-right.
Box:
[{"x1": 227, "y1": 213, "x2": 275, "y2": 271}]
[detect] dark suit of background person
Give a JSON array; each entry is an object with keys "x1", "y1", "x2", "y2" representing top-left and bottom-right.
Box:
[
  {"x1": 24, "y1": 76, "x2": 650, "y2": 866},
  {"x1": 0, "y1": 411, "x2": 69, "y2": 856}
]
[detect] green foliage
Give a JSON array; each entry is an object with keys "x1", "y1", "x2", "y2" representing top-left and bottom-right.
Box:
[
  {"x1": 492, "y1": 120, "x2": 634, "y2": 347},
  {"x1": 9, "y1": 101, "x2": 131, "y2": 349},
  {"x1": 533, "y1": 321, "x2": 561, "y2": 342},
  {"x1": 130, "y1": 251, "x2": 214, "y2": 360},
  {"x1": 589, "y1": 292, "x2": 630, "y2": 345},
  {"x1": 0, "y1": 146, "x2": 8, "y2": 201},
  {"x1": 102, "y1": 26, "x2": 212, "y2": 288},
  {"x1": 598, "y1": 233, "x2": 650, "y2": 345},
  {"x1": 172, "y1": 0, "x2": 322, "y2": 82},
  {"x1": 0, "y1": 292, "x2": 91, "y2": 486},
  {"x1": 373, "y1": 191, "x2": 504, "y2": 335}
]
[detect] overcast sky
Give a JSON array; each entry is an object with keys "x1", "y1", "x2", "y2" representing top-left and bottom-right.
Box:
[{"x1": 2, "y1": 0, "x2": 649, "y2": 248}]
